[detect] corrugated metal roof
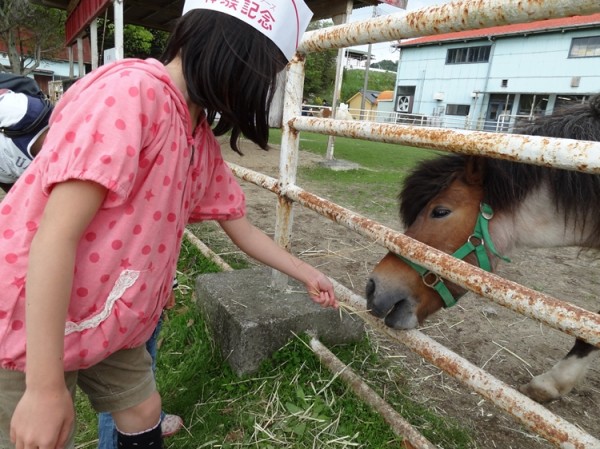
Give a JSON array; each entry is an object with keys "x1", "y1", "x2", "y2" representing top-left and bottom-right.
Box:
[
  {"x1": 347, "y1": 89, "x2": 380, "y2": 103},
  {"x1": 398, "y1": 13, "x2": 600, "y2": 48}
]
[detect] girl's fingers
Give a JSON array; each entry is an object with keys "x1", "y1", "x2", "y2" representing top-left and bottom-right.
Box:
[
  {"x1": 308, "y1": 282, "x2": 338, "y2": 308},
  {"x1": 317, "y1": 291, "x2": 337, "y2": 308}
]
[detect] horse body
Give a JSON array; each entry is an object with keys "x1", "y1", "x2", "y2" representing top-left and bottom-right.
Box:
[
  {"x1": 366, "y1": 154, "x2": 599, "y2": 403},
  {"x1": 493, "y1": 186, "x2": 594, "y2": 251}
]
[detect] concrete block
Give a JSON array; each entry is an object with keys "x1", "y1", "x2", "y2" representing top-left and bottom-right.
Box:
[{"x1": 195, "y1": 267, "x2": 365, "y2": 376}]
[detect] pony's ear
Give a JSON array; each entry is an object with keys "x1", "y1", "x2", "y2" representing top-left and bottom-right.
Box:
[{"x1": 464, "y1": 156, "x2": 485, "y2": 186}]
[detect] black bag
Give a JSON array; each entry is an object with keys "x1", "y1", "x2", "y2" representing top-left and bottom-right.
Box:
[{"x1": 0, "y1": 73, "x2": 53, "y2": 138}]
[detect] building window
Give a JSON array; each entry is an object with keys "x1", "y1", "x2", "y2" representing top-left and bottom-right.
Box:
[
  {"x1": 518, "y1": 94, "x2": 549, "y2": 116},
  {"x1": 554, "y1": 95, "x2": 588, "y2": 111},
  {"x1": 569, "y1": 36, "x2": 600, "y2": 58},
  {"x1": 446, "y1": 45, "x2": 491, "y2": 64},
  {"x1": 446, "y1": 104, "x2": 470, "y2": 116}
]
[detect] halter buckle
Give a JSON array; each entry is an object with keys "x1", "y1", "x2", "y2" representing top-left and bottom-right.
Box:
[
  {"x1": 480, "y1": 203, "x2": 494, "y2": 220},
  {"x1": 467, "y1": 234, "x2": 484, "y2": 247},
  {"x1": 422, "y1": 271, "x2": 441, "y2": 288}
]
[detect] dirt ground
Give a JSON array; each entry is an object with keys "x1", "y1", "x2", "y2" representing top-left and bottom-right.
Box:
[{"x1": 218, "y1": 138, "x2": 600, "y2": 449}]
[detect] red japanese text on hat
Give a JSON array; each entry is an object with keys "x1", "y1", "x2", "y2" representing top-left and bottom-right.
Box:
[{"x1": 183, "y1": 0, "x2": 314, "y2": 60}]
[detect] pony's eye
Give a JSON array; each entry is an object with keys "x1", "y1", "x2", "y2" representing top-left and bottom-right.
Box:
[{"x1": 431, "y1": 207, "x2": 451, "y2": 219}]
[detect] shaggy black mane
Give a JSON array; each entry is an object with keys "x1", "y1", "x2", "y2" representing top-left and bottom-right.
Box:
[{"x1": 399, "y1": 95, "x2": 600, "y2": 248}]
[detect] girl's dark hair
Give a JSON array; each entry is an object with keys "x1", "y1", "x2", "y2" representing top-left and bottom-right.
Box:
[{"x1": 161, "y1": 10, "x2": 288, "y2": 154}]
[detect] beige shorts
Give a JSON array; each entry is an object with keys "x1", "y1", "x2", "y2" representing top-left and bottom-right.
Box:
[{"x1": 0, "y1": 345, "x2": 155, "y2": 449}]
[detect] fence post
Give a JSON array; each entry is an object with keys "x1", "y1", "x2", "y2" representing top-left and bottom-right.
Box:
[{"x1": 271, "y1": 56, "x2": 306, "y2": 290}]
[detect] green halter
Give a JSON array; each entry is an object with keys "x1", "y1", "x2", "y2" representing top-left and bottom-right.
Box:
[{"x1": 397, "y1": 203, "x2": 511, "y2": 308}]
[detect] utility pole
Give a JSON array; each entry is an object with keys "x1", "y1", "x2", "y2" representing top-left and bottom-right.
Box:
[
  {"x1": 359, "y1": 5, "x2": 377, "y2": 121},
  {"x1": 325, "y1": 0, "x2": 353, "y2": 161}
]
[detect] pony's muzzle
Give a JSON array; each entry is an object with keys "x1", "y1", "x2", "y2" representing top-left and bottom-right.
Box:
[
  {"x1": 366, "y1": 278, "x2": 391, "y2": 318},
  {"x1": 366, "y1": 277, "x2": 419, "y2": 329},
  {"x1": 384, "y1": 299, "x2": 419, "y2": 329}
]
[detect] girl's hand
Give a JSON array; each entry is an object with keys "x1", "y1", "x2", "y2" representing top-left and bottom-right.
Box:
[
  {"x1": 218, "y1": 218, "x2": 339, "y2": 309},
  {"x1": 11, "y1": 386, "x2": 74, "y2": 449},
  {"x1": 306, "y1": 272, "x2": 338, "y2": 309}
]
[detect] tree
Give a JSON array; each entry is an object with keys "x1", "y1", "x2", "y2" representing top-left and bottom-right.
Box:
[
  {"x1": 340, "y1": 69, "x2": 396, "y2": 102},
  {"x1": 97, "y1": 19, "x2": 169, "y2": 61},
  {"x1": 0, "y1": 0, "x2": 65, "y2": 75},
  {"x1": 370, "y1": 59, "x2": 398, "y2": 72},
  {"x1": 303, "y1": 20, "x2": 337, "y2": 101}
]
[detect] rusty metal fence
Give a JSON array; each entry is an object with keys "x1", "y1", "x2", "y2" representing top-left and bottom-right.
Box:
[{"x1": 227, "y1": 1, "x2": 600, "y2": 447}]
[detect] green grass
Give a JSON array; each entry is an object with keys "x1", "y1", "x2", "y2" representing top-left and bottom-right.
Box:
[
  {"x1": 269, "y1": 128, "x2": 441, "y2": 219},
  {"x1": 271, "y1": 128, "x2": 437, "y2": 170}
]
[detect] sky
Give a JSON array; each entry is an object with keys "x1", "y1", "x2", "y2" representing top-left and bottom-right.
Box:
[{"x1": 348, "y1": 0, "x2": 452, "y2": 62}]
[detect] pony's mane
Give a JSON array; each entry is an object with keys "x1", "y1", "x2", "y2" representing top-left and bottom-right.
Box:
[
  {"x1": 401, "y1": 96, "x2": 600, "y2": 248},
  {"x1": 399, "y1": 154, "x2": 467, "y2": 227},
  {"x1": 400, "y1": 154, "x2": 600, "y2": 247}
]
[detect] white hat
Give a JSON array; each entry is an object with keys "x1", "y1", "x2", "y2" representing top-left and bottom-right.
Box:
[{"x1": 182, "y1": 0, "x2": 313, "y2": 61}]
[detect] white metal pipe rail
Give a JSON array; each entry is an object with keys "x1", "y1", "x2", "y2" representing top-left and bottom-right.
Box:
[
  {"x1": 299, "y1": 0, "x2": 600, "y2": 55},
  {"x1": 290, "y1": 117, "x2": 600, "y2": 174}
]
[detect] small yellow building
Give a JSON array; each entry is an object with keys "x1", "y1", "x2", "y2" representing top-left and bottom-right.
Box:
[
  {"x1": 347, "y1": 90, "x2": 396, "y2": 121},
  {"x1": 346, "y1": 90, "x2": 380, "y2": 120}
]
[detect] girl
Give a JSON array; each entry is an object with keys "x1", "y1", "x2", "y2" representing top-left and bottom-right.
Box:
[
  {"x1": 0, "y1": 87, "x2": 183, "y2": 445},
  {"x1": 0, "y1": 1, "x2": 337, "y2": 448}
]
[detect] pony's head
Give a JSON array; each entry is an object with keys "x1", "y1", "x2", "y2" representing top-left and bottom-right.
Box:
[
  {"x1": 366, "y1": 95, "x2": 600, "y2": 330},
  {"x1": 366, "y1": 155, "x2": 487, "y2": 329}
]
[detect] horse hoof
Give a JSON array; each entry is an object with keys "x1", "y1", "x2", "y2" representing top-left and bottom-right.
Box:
[{"x1": 519, "y1": 381, "x2": 560, "y2": 403}]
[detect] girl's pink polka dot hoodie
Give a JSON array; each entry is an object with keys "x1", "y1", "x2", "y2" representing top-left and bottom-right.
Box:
[{"x1": 0, "y1": 58, "x2": 246, "y2": 371}]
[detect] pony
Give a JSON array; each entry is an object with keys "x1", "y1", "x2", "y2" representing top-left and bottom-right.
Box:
[{"x1": 366, "y1": 95, "x2": 600, "y2": 403}]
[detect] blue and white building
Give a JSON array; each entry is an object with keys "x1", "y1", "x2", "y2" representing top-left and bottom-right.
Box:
[{"x1": 392, "y1": 13, "x2": 600, "y2": 131}]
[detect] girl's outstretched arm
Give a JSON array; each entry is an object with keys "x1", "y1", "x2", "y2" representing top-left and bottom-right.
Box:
[
  {"x1": 11, "y1": 180, "x2": 106, "y2": 449},
  {"x1": 219, "y1": 216, "x2": 338, "y2": 309}
]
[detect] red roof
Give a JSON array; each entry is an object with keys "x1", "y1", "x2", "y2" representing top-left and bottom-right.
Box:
[
  {"x1": 399, "y1": 13, "x2": 600, "y2": 47},
  {"x1": 66, "y1": 0, "x2": 111, "y2": 45}
]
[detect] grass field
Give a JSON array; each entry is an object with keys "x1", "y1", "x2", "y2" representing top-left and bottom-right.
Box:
[
  {"x1": 274, "y1": 128, "x2": 441, "y2": 219},
  {"x1": 73, "y1": 132, "x2": 474, "y2": 449}
]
